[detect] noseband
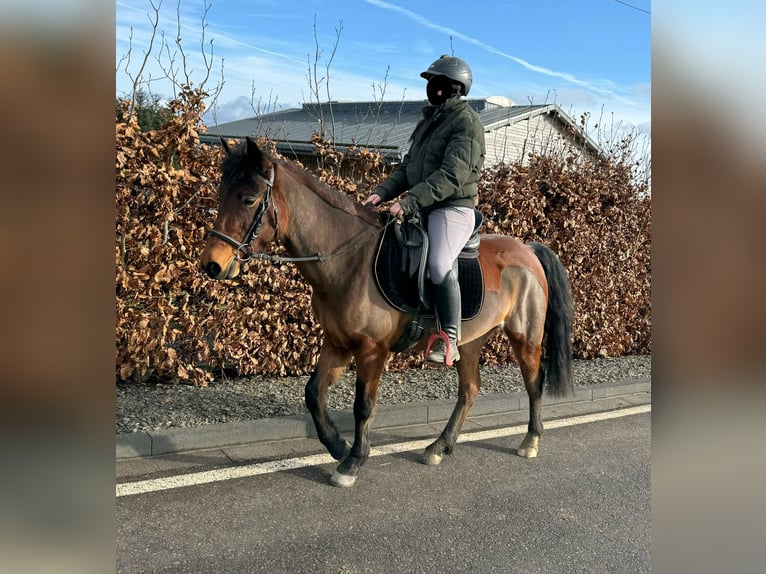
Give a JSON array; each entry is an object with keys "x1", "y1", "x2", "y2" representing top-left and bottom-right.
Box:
[{"x1": 205, "y1": 166, "x2": 277, "y2": 263}]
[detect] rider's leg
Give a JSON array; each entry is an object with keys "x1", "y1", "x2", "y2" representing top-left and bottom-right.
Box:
[{"x1": 426, "y1": 206, "x2": 474, "y2": 365}]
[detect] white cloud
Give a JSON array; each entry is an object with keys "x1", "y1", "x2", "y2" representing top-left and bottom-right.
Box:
[{"x1": 207, "y1": 96, "x2": 257, "y2": 125}]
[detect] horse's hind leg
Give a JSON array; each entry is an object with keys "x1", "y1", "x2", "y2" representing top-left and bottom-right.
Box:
[
  {"x1": 305, "y1": 342, "x2": 353, "y2": 461},
  {"x1": 508, "y1": 334, "x2": 544, "y2": 458},
  {"x1": 330, "y1": 340, "x2": 388, "y2": 488},
  {"x1": 423, "y1": 335, "x2": 489, "y2": 466}
]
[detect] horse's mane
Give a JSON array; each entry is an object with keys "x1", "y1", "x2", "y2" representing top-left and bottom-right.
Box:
[
  {"x1": 221, "y1": 144, "x2": 384, "y2": 228},
  {"x1": 272, "y1": 155, "x2": 384, "y2": 228}
]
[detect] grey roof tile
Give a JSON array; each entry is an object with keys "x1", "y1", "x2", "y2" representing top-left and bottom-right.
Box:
[{"x1": 203, "y1": 99, "x2": 600, "y2": 159}]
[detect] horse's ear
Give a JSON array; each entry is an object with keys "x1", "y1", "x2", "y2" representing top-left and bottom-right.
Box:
[
  {"x1": 246, "y1": 136, "x2": 261, "y2": 161},
  {"x1": 220, "y1": 137, "x2": 235, "y2": 156},
  {"x1": 245, "y1": 136, "x2": 270, "y2": 173}
]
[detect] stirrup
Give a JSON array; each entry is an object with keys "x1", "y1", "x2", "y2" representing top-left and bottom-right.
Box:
[{"x1": 425, "y1": 331, "x2": 459, "y2": 366}]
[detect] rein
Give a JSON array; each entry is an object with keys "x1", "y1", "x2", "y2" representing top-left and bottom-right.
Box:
[{"x1": 206, "y1": 162, "x2": 395, "y2": 265}]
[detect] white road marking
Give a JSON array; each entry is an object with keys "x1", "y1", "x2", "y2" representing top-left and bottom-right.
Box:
[{"x1": 117, "y1": 404, "x2": 650, "y2": 497}]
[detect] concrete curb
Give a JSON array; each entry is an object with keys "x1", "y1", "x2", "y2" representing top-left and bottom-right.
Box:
[{"x1": 116, "y1": 378, "x2": 650, "y2": 460}]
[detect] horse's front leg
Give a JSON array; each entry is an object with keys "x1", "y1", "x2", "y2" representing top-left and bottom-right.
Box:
[
  {"x1": 424, "y1": 336, "x2": 487, "y2": 466},
  {"x1": 305, "y1": 342, "x2": 352, "y2": 461},
  {"x1": 330, "y1": 340, "x2": 388, "y2": 488}
]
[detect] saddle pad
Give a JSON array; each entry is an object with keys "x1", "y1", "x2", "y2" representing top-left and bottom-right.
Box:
[{"x1": 373, "y1": 223, "x2": 484, "y2": 320}]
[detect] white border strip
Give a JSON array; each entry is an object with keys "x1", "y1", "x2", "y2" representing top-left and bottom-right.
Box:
[{"x1": 117, "y1": 404, "x2": 650, "y2": 497}]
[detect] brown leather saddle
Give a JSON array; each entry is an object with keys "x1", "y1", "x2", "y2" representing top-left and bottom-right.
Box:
[{"x1": 373, "y1": 212, "x2": 485, "y2": 352}]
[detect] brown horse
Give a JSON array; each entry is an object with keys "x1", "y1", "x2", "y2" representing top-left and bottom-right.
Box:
[{"x1": 201, "y1": 137, "x2": 574, "y2": 487}]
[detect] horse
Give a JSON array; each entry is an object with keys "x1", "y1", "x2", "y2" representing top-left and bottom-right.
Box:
[{"x1": 201, "y1": 137, "x2": 574, "y2": 488}]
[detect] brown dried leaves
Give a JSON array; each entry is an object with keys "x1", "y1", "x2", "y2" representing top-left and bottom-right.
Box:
[{"x1": 116, "y1": 89, "x2": 650, "y2": 384}]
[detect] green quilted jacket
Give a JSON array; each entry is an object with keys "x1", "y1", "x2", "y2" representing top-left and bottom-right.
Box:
[{"x1": 373, "y1": 96, "x2": 486, "y2": 216}]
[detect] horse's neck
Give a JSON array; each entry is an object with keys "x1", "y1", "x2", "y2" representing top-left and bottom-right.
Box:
[{"x1": 279, "y1": 172, "x2": 375, "y2": 288}]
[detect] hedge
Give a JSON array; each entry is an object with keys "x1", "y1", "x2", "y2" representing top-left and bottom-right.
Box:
[{"x1": 116, "y1": 88, "x2": 650, "y2": 385}]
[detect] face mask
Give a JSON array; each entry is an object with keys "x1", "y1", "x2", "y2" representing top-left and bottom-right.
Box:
[{"x1": 426, "y1": 75, "x2": 456, "y2": 105}]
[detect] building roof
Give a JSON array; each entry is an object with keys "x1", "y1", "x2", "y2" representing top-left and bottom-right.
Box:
[{"x1": 203, "y1": 98, "x2": 602, "y2": 161}]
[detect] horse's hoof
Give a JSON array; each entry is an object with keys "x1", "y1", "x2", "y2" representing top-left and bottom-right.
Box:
[
  {"x1": 517, "y1": 446, "x2": 538, "y2": 458},
  {"x1": 423, "y1": 452, "x2": 443, "y2": 466},
  {"x1": 330, "y1": 470, "x2": 357, "y2": 488}
]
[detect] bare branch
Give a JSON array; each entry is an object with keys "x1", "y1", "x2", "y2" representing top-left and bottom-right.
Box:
[
  {"x1": 353, "y1": 65, "x2": 406, "y2": 152},
  {"x1": 199, "y1": 0, "x2": 213, "y2": 84},
  {"x1": 248, "y1": 82, "x2": 284, "y2": 140},
  {"x1": 305, "y1": 14, "x2": 325, "y2": 130},
  {"x1": 116, "y1": 27, "x2": 131, "y2": 76},
  {"x1": 205, "y1": 57, "x2": 226, "y2": 113},
  {"x1": 156, "y1": 30, "x2": 179, "y2": 96},
  {"x1": 119, "y1": 0, "x2": 163, "y2": 114},
  {"x1": 175, "y1": 0, "x2": 191, "y2": 89},
  {"x1": 303, "y1": 14, "x2": 346, "y2": 164},
  {"x1": 323, "y1": 20, "x2": 343, "y2": 144}
]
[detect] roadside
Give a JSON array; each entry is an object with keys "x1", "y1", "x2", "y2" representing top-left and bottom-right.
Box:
[
  {"x1": 117, "y1": 355, "x2": 651, "y2": 434},
  {"x1": 117, "y1": 373, "x2": 650, "y2": 481}
]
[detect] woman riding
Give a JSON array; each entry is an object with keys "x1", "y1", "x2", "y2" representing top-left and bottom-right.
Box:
[{"x1": 364, "y1": 55, "x2": 486, "y2": 366}]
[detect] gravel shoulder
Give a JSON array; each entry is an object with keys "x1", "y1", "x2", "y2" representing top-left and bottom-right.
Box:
[{"x1": 116, "y1": 355, "x2": 650, "y2": 434}]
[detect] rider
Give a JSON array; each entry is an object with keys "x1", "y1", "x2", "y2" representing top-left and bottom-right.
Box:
[{"x1": 364, "y1": 55, "x2": 486, "y2": 365}]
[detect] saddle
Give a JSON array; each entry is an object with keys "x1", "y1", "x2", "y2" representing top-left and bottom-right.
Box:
[{"x1": 373, "y1": 211, "x2": 485, "y2": 352}]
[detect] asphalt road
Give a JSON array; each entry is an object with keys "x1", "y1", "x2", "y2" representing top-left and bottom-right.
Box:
[{"x1": 117, "y1": 409, "x2": 650, "y2": 573}]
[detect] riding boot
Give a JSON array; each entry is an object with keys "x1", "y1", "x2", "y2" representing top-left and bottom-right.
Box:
[{"x1": 426, "y1": 269, "x2": 462, "y2": 365}]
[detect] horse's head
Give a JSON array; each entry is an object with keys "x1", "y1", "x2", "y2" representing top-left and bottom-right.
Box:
[{"x1": 201, "y1": 137, "x2": 278, "y2": 280}]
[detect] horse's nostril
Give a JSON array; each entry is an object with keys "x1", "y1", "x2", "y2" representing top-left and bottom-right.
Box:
[{"x1": 206, "y1": 261, "x2": 222, "y2": 278}]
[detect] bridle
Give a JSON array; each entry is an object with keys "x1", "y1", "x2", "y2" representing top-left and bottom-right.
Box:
[
  {"x1": 205, "y1": 166, "x2": 277, "y2": 263},
  {"x1": 206, "y1": 162, "x2": 394, "y2": 266}
]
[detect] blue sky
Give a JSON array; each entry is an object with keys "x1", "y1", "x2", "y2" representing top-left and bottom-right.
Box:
[{"x1": 116, "y1": 0, "x2": 650, "y2": 133}]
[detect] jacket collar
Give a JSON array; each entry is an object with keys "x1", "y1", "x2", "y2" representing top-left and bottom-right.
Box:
[
  {"x1": 410, "y1": 97, "x2": 465, "y2": 143},
  {"x1": 422, "y1": 96, "x2": 464, "y2": 117}
]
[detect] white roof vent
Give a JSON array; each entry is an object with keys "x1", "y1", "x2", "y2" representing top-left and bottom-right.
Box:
[{"x1": 485, "y1": 95, "x2": 514, "y2": 108}]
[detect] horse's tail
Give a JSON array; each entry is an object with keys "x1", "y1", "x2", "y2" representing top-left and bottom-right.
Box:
[{"x1": 528, "y1": 242, "x2": 574, "y2": 397}]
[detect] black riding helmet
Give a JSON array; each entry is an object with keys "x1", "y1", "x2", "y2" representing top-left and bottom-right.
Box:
[{"x1": 420, "y1": 55, "x2": 473, "y2": 96}]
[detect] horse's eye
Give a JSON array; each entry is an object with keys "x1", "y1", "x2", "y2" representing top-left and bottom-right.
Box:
[{"x1": 242, "y1": 196, "x2": 257, "y2": 207}]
